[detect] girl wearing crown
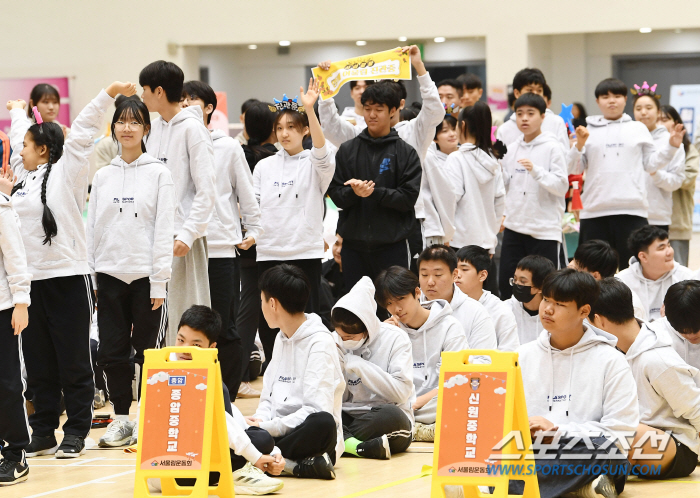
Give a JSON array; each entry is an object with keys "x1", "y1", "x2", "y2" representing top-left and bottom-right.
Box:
[
  {"x1": 1, "y1": 82, "x2": 136, "y2": 460},
  {"x1": 253, "y1": 78, "x2": 335, "y2": 363}
]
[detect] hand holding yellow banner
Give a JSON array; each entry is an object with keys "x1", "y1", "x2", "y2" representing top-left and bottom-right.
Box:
[{"x1": 312, "y1": 47, "x2": 413, "y2": 101}]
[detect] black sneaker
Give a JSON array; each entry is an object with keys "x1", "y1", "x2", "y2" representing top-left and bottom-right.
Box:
[
  {"x1": 56, "y1": 435, "x2": 86, "y2": 459},
  {"x1": 357, "y1": 434, "x2": 391, "y2": 460},
  {"x1": 0, "y1": 458, "x2": 29, "y2": 486},
  {"x1": 25, "y1": 435, "x2": 59, "y2": 457},
  {"x1": 293, "y1": 453, "x2": 336, "y2": 480}
]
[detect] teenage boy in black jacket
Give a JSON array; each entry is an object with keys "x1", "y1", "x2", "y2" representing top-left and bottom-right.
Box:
[{"x1": 328, "y1": 83, "x2": 422, "y2": 290}]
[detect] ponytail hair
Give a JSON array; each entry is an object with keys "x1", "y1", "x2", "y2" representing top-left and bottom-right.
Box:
[
  {"x1": 244, "y1": 102, "x2": 276, "y2": 169},
  {"x1": 26, "y1": 120, "x2": 63, "y2": 245},
  {"x1": 458, "y1": 102, "x2": 507, "y2": 159}
]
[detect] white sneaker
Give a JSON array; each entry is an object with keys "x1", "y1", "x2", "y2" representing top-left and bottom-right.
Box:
[
  {"x1": 130, "y1": 420, "x2": 139, "y2": 445},
  {"x1": 565, "y1": 475, "x2": 619, "y2": 498},
  {"x1": 238, "y1": 382, "x2": 261, "y2": 399},
  {"x1": 233, "y1": 462, "x2": 284, "y2": 495},
  {"x1": 98, "y1": 420, "x2": 135, "y2": 447},
  {"x1": 413, "y1": 422, "x2": 435, "y2": 442}
]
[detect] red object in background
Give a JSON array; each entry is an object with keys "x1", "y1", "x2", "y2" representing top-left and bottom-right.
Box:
[{"x1": 569, "y1": 174, "x2": 583, "y2": 210}]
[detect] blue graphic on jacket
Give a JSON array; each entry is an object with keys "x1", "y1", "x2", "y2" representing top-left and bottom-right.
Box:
[{"x1": 379, "y1": 157, "x2": 391, "y2": 174}]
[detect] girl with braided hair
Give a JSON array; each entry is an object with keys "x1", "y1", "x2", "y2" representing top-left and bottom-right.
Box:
[{"x1": 1, "y1": 82, "x2": 137, "y2": 459}]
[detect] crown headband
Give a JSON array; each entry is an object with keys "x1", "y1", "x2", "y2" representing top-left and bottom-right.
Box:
[
  {"x1": 268, "y1": 94, "x2": 305, "y2": 113},
  {"x1": 32, "y1": 106, "x2": 44, "y2": 133},
  {"x1": 630, "y1": 81, "x2": 661, "y2": 99},
  {"x1": 444, "y1": 103, "x2": 457, "y2": 114}
]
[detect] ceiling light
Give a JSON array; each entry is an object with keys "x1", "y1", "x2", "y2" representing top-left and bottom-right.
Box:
[
  {"x1": 356, "y1": 40, "x2": 367, "y2": 46},
  {"x1": 398, "y1": 36, "x2": 408, "y2": 42},
  {"x1": 279, "y1": 40, "x2": 291, "y2": 46},
  {"x1": 434, "y1": 36, "x2": 446, "y2": 43},
  {"x1": 248, "y1": 44, "x2": 257, "y2": 50},
  {"x1": 639, "y1": 27, "x2": 652, "y2": 34}
]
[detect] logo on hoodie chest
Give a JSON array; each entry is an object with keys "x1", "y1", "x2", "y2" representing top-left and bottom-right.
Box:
[
  {"x1": 113, "y1": 197, "x2": 135, "y2": 204},
  {"x1": 546, "y1": 394, "x2": 571, "y2": 404},
  {"x1": 379, "y1": 157, "x2": 392, "y2": 174},
  {"x1": 348, "y1": 377, "x2": 363, "y2": 386},
  {"x1": 413, "y1": 361, "x2": 426, "y2": 369},
  {"x1": 277, "y1": 375, "x2": 296, "y2": 384},
  {"x1": 272, "y1": 180, "x2": 294, "y2": 188}
]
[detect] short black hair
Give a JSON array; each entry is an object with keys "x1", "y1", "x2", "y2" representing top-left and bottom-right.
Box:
[
  {"x1": 139, "y1": 60, "x2": 184, "y2": 103},
  {"x1": 665, "y1": 280, "x2": 700, "y2": 335},
  {"x1": 512, "y1": 68, "x2": 546, "y2": 92},
  {"x1": 627, "y1": 225, "x2": 668, "y2": 260},
  {"x1": 259, "y1": 264, "x2": 310, "y2": 314},
  {"x1": 418, "y1": 244, "x2": 457, "y2": 273},
  {"x1": 434, "y1": 115, "x2": 457, "y2": 139},
  {"x1": 331, "y1": 307, "x2": 367, "y2": 336},
  {"x1": 542, "y1": 268, "x2": 600, "y2": 309},
  {"x1": 516, "y1": 255, "x2": 556, "y2": 289},
  {"x1": 589, "y1": 278, "x2": 635, "y2": 325},
  {"x1": 513, "y1": 93, "x2": 546, "y2": 114},
  {"x1": 507, "y1": 91, "x2": 516, "y2": 107},
  {"x1": 437, "y1": 79, "x2": 463, "y2": 96},
  {"x1": 595, "y1": 78, "x2": 628, "y2": 99},
  {"x1": 374, "y1": 266, "x2": 420, "y2": 308},
  {"x1": 178, "y1": 305, "x2": 222, "y2": 344},
  {"x1": 182, "y1": 80, "x2": 217, "y2": 124},
  {"x1": 455, "y1": 245, "x2": 491, "y2": 273},
  {"x1": 115, "y1": 94, "x2": 141, "y2": 108},
  {"x1": 241, "y1": 98, "x2": 260, "y2": 115},
  {"x1": 543, "y1": 83, "x2": 552, "y2": 101},
  {"x1": 350, "y1": 80, "x2": 374, "y2": 91},
  {"x1": 383, "y1": 80, "x2": 407, "y2": 101},
  {"x1": 361, "y1": 83, "x2": 401, "y2": 111},
  {"x1": 400, "y1": 107, "x2": 417, "y2": 121},
  {"x1": 456, "y1": 73, "x2": 483, "y2": 91},
  {"x1": 574, "y1": 240, "x2": 619, "y2": 278}
]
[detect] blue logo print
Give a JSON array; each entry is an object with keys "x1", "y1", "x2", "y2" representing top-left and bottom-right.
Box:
[{"x1": 379, "y1": 158, "x2": 391, "y2": 174}]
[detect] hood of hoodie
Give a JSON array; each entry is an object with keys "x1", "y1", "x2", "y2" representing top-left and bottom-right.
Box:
[
  {"x1": 333, "y1": 276, "x2": 381, "y2": 345},
  {"x1": 650, "y1": 317, "x2": 700, "y2": 368},
  {"x1": 357, "y1": 127, "x2": 402, "y2": 145},
  {"x1": 210, "y1": 129, "x2": 228, "y2": 141},
  {"x1": 458, "y1": 143, "x2": 500, "y2": 184},
  {"x1": 537, "y1": 322, "x2": 619, "y2": 354},
  {"x1": 403, "y1": 299, "x2": 453, "y2": 336},
  {"x1": 621, "y1": 258, "x2": 691, "y2": 319},
  {"x1": 108, "y1": 152, "x2": 162, "y2": 169},
  {"x1": 586, "y1": 113, "x2": 633, "y2": 127},
  {"x1": 514, "y1": 130, "x2": 562, "y2": 149},
  {"x1": 626, "y1": 320, "x2": 671, "y2": 360}
]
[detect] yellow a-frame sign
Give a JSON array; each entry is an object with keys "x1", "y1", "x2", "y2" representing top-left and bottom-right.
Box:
[
  {"x1": 134, "y1": 347, "x2": 234, "y2": 497},
  {"x1": 431, "y1": 350, "x2": 539, "y2": 497}
]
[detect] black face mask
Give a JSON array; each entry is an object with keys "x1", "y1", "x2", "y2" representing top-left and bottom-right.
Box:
[{"x1": 512, "y1": 283, "x2": 535, "y2": 304}]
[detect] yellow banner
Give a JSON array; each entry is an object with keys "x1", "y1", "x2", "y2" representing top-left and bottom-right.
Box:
[{"x1": 312, "y1": 48, "x2": 412, "y2": 101}]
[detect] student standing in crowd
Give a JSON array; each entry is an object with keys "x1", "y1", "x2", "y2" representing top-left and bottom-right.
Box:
[
  {"x1": 27, "y1": 83, "x2": 70, "y2": 138},
  {"x1": 341, "y1": 81, "x2": 373, "y2": 129},
  {"x1": 506, "y1": 255, "x2": 555, "y2": 345},
  {"x1": 437, "y1": 79, "x2": 462, "y2": 117},
  {"x1": 235, "y1": 98, "x2": 261, "y2": 146}
]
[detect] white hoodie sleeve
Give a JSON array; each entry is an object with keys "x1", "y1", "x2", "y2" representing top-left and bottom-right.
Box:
[
  {"x1": 176, "y1": 133, "x2": 216, "y2": 248},
  {"x1": 528, "y1": 147, "x2": 569, "y2": 197},
  {"x1": 467, "y1": 308, "x2": 498, "y2": 350},
  {"x1": 258, "y1": 344, "x2": 339, "y2": 437},
  {"x1": 0, "y1": 194, "x2": 31, "y2": 305},
  {"x1": 225, "y1": 411, "x2": 263, "y2": 465},
  {"x1": 650, "y1": 365, "x2": 700, "y2": 432},
  {"x1": 344, "y1": 336, "x2": 414, "y2": 405},
  {"x1": 566, "y1": 145, "x2": 586, "y2": 175},
  {"x1": 150, "y1": 173, "x2": 176, "y2": 299},
  {"x1": 494, "y1": 170, "x2": 506, "y2": 228},
  {"x1": 410, "y1": 72, "x2": 447, "y2": 160},
  {"x1": 86, "y1": 172, "x2": 99, "y2": 286},
  {"x1": 650, "y1": 147, "x2": 686, "y2": 192},
  {"x1": 231, "y1": 144, "x2": 262, "y2": 242},
  {"x1": 310, "y1": 144, "x2": 336, "y2": 192},
  {"x1": 62, "y1": 89, "x2": 114, "y2": 185},
  {"x1": 8, "y1": 109, "x2": 32, "y2": 175},
  {"x1": 422, "y1": 154, "x2": 456, "y2": 241},
  {"x1": 318, "y1": 98, "x2": 360, "y2": 148},
  {"x1": 641, "y1": 134, "x2": 681, "y2": 174}
]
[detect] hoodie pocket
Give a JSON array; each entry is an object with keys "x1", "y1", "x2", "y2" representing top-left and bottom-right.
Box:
[
  {"x1": 95, "y1": 223, "x2": 152, "y2": 271},
  {"x1": 26, "y1": 219, "x2": 74, "y2": 267},
  {"x1": 260, "y1": 205, "x2": 318, "y2": 254}
]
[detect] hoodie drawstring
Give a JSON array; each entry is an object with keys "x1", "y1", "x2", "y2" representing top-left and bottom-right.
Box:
[
  {"x1": 566, "y1": 348, "x2": 574, "y2": 417},
  {"x1": 548, "y1": 345, "x2": 553, "y2": 411},
  {"x1": 158, "y1": 119, "x2": 173, "y2": 164},
  {"x1": 423, "y1": 329, "x2": 428, "y2": 382},
  {"x1": 134, "y1": 160, "x2": 139, "y2": 217},
  {"x1": 119, "y1": 160, "x2": 125, "y2": 213}
]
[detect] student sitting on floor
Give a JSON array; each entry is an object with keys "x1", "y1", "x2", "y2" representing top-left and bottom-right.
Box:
[
  {"x1": 517, "y1": 269, "x2": 639, "y2": 498},
  {"x1": 332, "y1": 277, "x2": 414, "y2": 460},
  {"x1": 247, "y1": 265, "x2": 345, "y2": 480},
  {"x1": 590, "y1": 278, "x2": 700, "y2": 480},
  {"x1": 616, "y1": 225, "x2": 695, "y2": 321},
  {"x1": 454, "y1": 246, "x2": 520, "y2": 351},
  {"x1": 506, "y1": 255, "x2": 555, "y2": 345},
  {"x1": 374, "y1": 266, "x2": 468, "y2": 442}
]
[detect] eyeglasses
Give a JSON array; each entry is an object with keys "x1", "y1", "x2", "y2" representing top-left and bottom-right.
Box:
[{"x1": 114, "y1": 121, "x2": 143, "y2": 130}]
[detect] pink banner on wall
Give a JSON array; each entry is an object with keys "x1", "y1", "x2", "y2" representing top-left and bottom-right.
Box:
[{"x1": 0, "y1": 77, "x2": 70, "y2": 134}]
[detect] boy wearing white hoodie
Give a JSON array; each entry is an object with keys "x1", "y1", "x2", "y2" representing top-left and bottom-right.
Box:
[
  {"x1": 517, "y1": 269, "x2": 639, "y2": 498},
  {"x1": 616, "y1": 225, "x2": 695, "y2": 321},
  {"x1": 656, "y1": 280, "x2": 700, "y2": 370},
  {"x1": 248, "y1": 265, "x2": 345, "y2": 480},
  {"x1": 140, "y1": 61, "x2": 217, "y2": 345},
  {"x1": 499, "y1": 93, "x2": 568, "y2": 300},
  {"x1": 590, "y1": 278, "x2": 700, "y2": 480},
  {"x1": 374, "y1": 266, "x2": 469, "y2": 442},
  {"x1": 569, "y1": 78, "x2": 685, "y2": 269},
  {"x1": 181, "y1": 81, "x2": 263, "y2": 399},
  {"x1": 507, "y1": 255, "x2": 555, "y2": 346},
  {"x1": 331, "y1": 277, "x2": 414, "y2": 460}
]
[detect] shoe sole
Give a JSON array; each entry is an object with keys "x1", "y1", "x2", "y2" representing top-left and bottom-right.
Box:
[
  {"x1": 98, "y1": 437, "x2": 131, "y2": 448},
  {"x1": 380, "y1": 435, "x2": 391, "y2": 460},
  {"x1": 26, "y1": 444, "x2": 59, "y2": 458},
  {"x1": 0, "y1": 474, "x2": 29, "y2": 486},
  {"x1": 237, "y1": 393, "x2": 261, "y2": 399},
  {"x1": 56, "y1": 448, "x2": 87, "y2": 459},
  {"x1": 234, "y1": 482, "x2": 284, "y2": 495},
  {"x1": 594, "y1": 475, "x2": 618, "y2": 498}
]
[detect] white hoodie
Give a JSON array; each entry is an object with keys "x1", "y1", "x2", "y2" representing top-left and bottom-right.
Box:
[
  {"x1": 9, "y1": 89, "x2": 113, "y2": 280},
  {"x1": 502, "y1": 132, "x2": 568, "y2": 242},
  {"x1": 654, "y1": 317, "x2": 700, "y2": 371},
  {"x1": 646, "y1": 126, "x2": 685, "y2": 226},
  {"x1": 398, "y1": 300, "x2": 468, "y2": 397},
  {"x1": 506, "y1": 296, "x2": 543, "y2": 346},
  {"x1": 422, "y1": 144, "x2": 456, "y2": 243},
  {"x1": 518, "y1": 325, "x2": 639, "y2": 445},
  {"x1": 627, "y1": 321, "x2": 700, "y2": 456},
  {"x1": 87, "y1": 153, "x2": 175, "y2": 298},
  {"x1": 616, "y1": 258, "x2": 695, "y2": 321},
  {"x1": 332, "y1": 277, "x2": 415, "y2": 425},
  {"x1": 340, "y1": 107, "x2": 366, "y2": 129},
  {"x1": 253, "y1": 145, "x2": 334, "y2": 261},
  {"x1": 254, "y1": 313, "x2": 345, "y2": 459},
  {"x1": 145, "y1": 105, "x2": 216, "y2": 249},
  {"x1": 479, "y1": 290, "x2": 520, "y2": 352},
  {"x1": 0, "y1": 193, "x2": 31, "y2": 311},
  {"x1": 443, "y1": 144, "x2": 506, "y2": 252},
  {"x1": 567, "y1": 114, "x2": 680, "y2": 219},
  {"x1": 208, "y1": 130, "x2": 262, "y2": 258},
  {"x1": 497, "y1": 109, "x2": 570, "y2": 152}
]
